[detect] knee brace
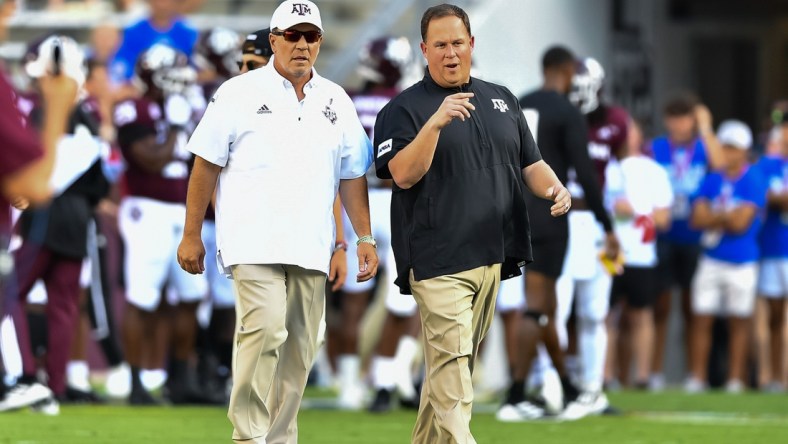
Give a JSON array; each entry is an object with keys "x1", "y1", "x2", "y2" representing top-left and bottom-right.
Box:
[{"x1": 524, "y1": 310, "x2": 549, "y2": 327}]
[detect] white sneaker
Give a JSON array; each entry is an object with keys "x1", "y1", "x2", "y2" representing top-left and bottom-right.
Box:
[
  {"x1": 337, "y1": 383, "x2": 365, "y2": 410},
  {"x1": 105, "y1": 363, "x2": 132, "y2": 399},
  {"x1": 725, "y1": 379, "x2": 744, "y2": 394},
  {"x1": 30, "y1": 397, "x2": 60, "y2": 416},
  {"x1": 683, "y1": 377, "x2": 706, "y2": 394},
  {"x1": 559, "y1": 391, "x2": 608, "y2": 421},
  {"x1": 0, "y1": 382, "x2": 53, "y2": 412},
  {"x1": 648, "y1": 374, "x2": 666, "y2": 392},
  {"x1": 762, "y1": 381, "x2": 785, "y2": 394},
  {"x1": 495, "y1": 400, "x2": 545, "y2": 422},
  {"x1": 140, "y1": 369, "x2": 167, "y2": 392}
]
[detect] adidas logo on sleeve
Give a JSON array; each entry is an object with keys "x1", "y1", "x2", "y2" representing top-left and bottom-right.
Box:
[{"x1": 257, "y1": 104, "x2": 272, "y2": 114}]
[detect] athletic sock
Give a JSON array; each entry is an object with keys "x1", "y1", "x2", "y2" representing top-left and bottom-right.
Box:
[
  {"x1": 370, "y1": 356, "x2": 395, "y2": 390},
  {"x1": 392, "y1": 336, "x2": 418, "y2": 399},
  {"x1": 506, "y1": 380, "x2": 526, "y2": 405}
]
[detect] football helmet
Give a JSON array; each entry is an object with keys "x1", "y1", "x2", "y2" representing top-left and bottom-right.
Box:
[
  {"x1": 134, "y1": 43, "x2": 197, "y2": 97},
  {"x1": 194, "y1": 27, "x2": 241, "y2": 78},
  {"x1": 357, "y1": 36, "x2": 412, "y2": 88},
  {"x1": 24, "y1": 34, "x2": 86, "y2": 88},
  {"x1": 569, "y1": 57, "x2": 605, "y2": 114}
]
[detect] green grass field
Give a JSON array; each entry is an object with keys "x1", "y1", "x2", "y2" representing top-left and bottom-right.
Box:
[{"x1": 1, "y1": 391, "x2": 786, "y2": 443}]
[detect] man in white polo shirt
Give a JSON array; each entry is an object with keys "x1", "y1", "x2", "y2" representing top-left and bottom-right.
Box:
[{"x1": 177, "y1": 1, "x2": 378, "y2": 443}]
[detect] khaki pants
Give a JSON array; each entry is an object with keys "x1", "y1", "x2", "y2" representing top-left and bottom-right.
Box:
[
  {"x1": 229, "y1": 264, "x2": 326, "y2": 444},
  {"x1": 410, "y1": 264, "x2": 501, "y2": 444}
]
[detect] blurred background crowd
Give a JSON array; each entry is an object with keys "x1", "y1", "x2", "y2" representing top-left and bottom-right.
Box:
[{"x1": 0, "y1": 0, "x2": 786, "y2": 419}]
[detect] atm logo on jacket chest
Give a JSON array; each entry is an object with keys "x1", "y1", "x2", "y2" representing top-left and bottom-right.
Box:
[{"x1": 492, "y1": 99, "x2": 509, "y2": 113}]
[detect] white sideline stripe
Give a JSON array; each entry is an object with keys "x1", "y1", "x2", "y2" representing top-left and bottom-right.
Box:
[{"x1": 635, "y1": 411, "x2": 788, "y2": 426}]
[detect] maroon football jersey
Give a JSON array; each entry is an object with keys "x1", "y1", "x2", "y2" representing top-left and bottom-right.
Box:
[
  {"x1": 586, "y1": 105, "x2": 629, "y2": 188},
  {"x1": 114, "y1": 97, "x2": 190, "y2": 203}
]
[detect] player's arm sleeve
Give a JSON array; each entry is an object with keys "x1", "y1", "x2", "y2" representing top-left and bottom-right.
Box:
[
  {"x1": 374, "y1": 102, "x2": 418, "y2": 180},
  {"x1": 565, "y1": 109, "x2": 613, "y2": 232},
  {"x1": 339, "y1": 94, "x2": 373, "y2": 179},
  {"x1": 185, "y1": 85, "x2": 235, "y2": 167}
]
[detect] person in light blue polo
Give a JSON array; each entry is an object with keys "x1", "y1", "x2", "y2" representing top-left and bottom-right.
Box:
[{"x1": 687, "y1": 120, "x2": 767, "y2": 393}]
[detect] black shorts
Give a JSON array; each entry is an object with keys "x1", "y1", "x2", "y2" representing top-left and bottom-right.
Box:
[
  {"x1": 611, "y1": 266, "x2": 659, "y2": 308},
  {"x1": 656, "y1": 239, "x2": 701, "y2": 291},
  {"x1": 527, "y1": 237, "x2": 568, "y2": 279}
]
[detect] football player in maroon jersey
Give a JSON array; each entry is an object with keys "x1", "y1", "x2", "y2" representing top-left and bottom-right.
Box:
[{"x1": 113, "y1": 44, "x2": 210, "y2": 404}]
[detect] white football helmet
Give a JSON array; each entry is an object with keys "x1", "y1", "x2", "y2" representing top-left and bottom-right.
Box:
[{"x1": 569, "y1": 57, "x2": 605, "y2": 114}]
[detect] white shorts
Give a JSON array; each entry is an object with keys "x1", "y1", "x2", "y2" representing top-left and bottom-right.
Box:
[
  {"x1": 202, "y1": 221, "x2": 235, "y2": 308},
  {"x1": 758, "y1": 258, "x2": 788, "y2": 298},
  {"x1": 496, "y1": 274, "x2": 525, "y2": 313},
  {"x1": 692, "y1": 256, "x2": 757, "y2": 317},
  {"x1": 119, "y1": 197, "x2": 207, "y2": 311},
  {"x1": 383, "y1": 246, "x2": 417, "y2": 316},
  {"x1": 342, "y1": 188, "x2": 392, "y2": 293}
]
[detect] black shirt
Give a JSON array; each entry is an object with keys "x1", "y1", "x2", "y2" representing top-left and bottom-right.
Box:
[
  {"x1": 376, "y1": 73, "x2": 542, "y2": 294},
  {"x1": 519, "y1": 90, "x2": 612, "y2": 240},
  {"x1": 19, "y1": 101, "x2": 109, "y2": 258}
]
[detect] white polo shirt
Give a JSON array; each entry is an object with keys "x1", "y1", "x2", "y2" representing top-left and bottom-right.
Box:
[
  {"x1": 605, "y1": 155, "x2": 674, "y2": 267},
  {"x1": 187, "y1": 58, "x2": 373, "y2": 276}
]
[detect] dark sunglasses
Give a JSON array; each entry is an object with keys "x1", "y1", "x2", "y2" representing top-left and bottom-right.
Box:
[
  {"x1": 237, "y1": 60, "x2": 265, "y2": 71},
  {"x1": 271, "y1": 29, "x2": 322, "y2": 44}
]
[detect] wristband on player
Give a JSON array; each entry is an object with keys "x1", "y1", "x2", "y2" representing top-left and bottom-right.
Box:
[{"x1": 333, "y1": 240, "x2": 348, "y2": 253}]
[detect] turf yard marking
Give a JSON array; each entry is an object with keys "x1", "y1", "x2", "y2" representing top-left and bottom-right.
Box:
[{"x1": 635, "y1": 411, "x2": 788, "y2": 426}]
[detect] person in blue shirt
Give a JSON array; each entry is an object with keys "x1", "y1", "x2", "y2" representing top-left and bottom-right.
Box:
[
  {"x1": 688, "y1": 120, "x2": 767, "y2": 393},
  {"x1": 753, "y1": 115, "x2": 788, "y2": 392},
  {"x1": 109, "y1": 0, "x2": 198, "y2": 87},
  {"x1": 647, "y1": 94, "x2": 723, "y2": 391}
]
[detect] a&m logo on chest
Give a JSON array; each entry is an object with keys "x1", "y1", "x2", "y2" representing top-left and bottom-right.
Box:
[
  {"x1": 492, "y1": 99, "x2": 508, "y2": 113},
  {"x1": 323, "y1": 98, "x2": 337, "y2": 125}
]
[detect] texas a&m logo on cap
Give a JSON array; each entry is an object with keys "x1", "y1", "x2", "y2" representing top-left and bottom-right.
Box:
[{"x1": 292, "y1": 3, "x2": 312, "y2": 16}]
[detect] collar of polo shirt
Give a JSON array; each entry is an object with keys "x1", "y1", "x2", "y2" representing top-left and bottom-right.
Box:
[{"x1": 265, "y1": 55, "x2": 320, "y2": 91}]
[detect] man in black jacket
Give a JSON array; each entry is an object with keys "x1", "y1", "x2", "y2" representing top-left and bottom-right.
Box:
[{"x1": 375, "y1": 5, "x2": 570, "y2": 442}]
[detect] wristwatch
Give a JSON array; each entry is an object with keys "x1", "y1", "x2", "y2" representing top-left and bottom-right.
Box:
[{"x1": 356, "y1": 235, "x2": 377, "y2": 248}]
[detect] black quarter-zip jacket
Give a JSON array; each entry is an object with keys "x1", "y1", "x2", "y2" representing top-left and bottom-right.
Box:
[{"x1": 375, "y1": 72, "x2": 543, "y2": 295}]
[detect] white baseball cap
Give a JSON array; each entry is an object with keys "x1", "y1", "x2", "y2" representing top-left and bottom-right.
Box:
[
  {"x1": 717, "y1": 119, "x2": 753, "y2": 150},
  {"x1": 270, "y1": 0, "x2": 323, "y2": 32}
]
